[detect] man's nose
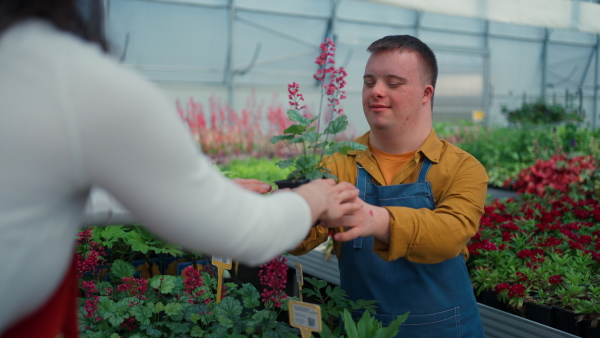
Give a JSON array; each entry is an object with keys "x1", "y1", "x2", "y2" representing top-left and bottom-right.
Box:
[{"x1": 370, "y1": 82, "x2": 385, "y2": 98}]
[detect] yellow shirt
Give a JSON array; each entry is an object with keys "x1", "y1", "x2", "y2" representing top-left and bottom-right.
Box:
[
  {"x1": 289, "y1": 129, "x2": 489, "y2": 264},
  {"x1": 369, "y1": 145, "x2": 416, "y2": 185}
]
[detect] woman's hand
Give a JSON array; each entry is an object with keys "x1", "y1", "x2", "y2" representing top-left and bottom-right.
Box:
[
  {"x1": 232, "y1": 178, "x2": 273, "y2": 194},
  {"x1": 293, "y1": 179, "x2": 362, "y2": 225}
]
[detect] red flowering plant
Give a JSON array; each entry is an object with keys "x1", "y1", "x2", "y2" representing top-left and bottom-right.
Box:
[
  {"x1": 270, "y1": 38, "x2": 367, "y2": 182},
  {"x1": 467, "y1": 190, "x2": 600, "y2": 326},
  {"x1": 505, "y1": 154, "x2": 596, "y2": 198},
  {"x1": 177, "y1": 92, "x2": 294, "y2": 165}
]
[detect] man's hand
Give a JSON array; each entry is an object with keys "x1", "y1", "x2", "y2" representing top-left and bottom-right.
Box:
[
  {"x1": 232, "y1": 178, "x2": 273, "y2": 194},
  {"x1": 320, "y1": 198, "x2": 391, "y2": 244}
]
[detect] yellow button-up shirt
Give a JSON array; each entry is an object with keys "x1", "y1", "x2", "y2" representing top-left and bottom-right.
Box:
[{"x1": 289, "y1": 129, "x2": 489, "y2": 264}]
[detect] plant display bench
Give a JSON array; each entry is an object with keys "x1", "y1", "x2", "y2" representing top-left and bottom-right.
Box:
[{"x1": 286, "y1": 250, "x2": 579, "y2": 338}]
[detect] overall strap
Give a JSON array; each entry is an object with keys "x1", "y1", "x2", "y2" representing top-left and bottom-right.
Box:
[
  {"x1": 356, "y1": 164, "x2": 369, "y2": 201},
  {"x1": 353, "y1": 164, "x2": 370, "y2": 249},
  {"x1": 417, "y1": 157, "x2": 434, "y2": 183}
]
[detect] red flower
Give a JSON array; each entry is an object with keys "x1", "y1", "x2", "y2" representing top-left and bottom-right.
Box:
[
  {"x1": 516, "y1": 271, "x2": 528, "y2": 281},
  {"x1": 258, "y1": 255, "x2": 289, "y2": 308},
  {"x1": 508, "y1": 283, "x2": 526, "y2": 298},
  {"x1": 549, "y1": 275, "x2": 564, "y2": 284},
  {"x1": 494, "y1": 283, "x2": 510, "y2": 294}
]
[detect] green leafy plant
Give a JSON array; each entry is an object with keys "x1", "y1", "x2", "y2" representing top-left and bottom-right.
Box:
[
  {"x1": 79, "y1": 260, "x2": 300, "y2": 337},
  {"x1": 338, "y1": 309, "x2": 408, "y2": 338},
  {"x1": 501, "y1": 99, "x2": 584, "y2": 125},
  {"x1": 301, "y1": 277, "x2": 408, "y2": 337},
  {"x1": 270, "y1": 38, "x2": 367, "y2": 182},
  {"x1": 78, "y1": 227, "x2": 399, "y2": 337},
  {"x1": 439, "y1": 123, "x2": 600, "y2": 187}
]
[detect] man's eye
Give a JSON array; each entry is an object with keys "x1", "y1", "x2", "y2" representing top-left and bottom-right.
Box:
[
  {"x1": 364, "y1": 81, "x2": 375, "y2": 86},
  {"x1": 389, "y1": 83, "x2": 401, "y2": 87}
]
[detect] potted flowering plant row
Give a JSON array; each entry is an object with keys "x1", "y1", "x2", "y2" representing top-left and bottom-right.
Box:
[
  {"x1": 467, "y1": 182, "x2": 600, "y2": 337},
  {"x1": 270, "y1": 38, "x2": 367, "y2": 188},
  {"x1": 77, "y1": 225, "x2": 406, "y2": 337}
]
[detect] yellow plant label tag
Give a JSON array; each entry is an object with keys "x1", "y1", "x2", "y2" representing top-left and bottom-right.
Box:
[
  {"x1": 295, "y1": 262, "x2": 304, "y2": 301},
  {"x1": 288, "y1": 300, "x2": 321, "y2": 338},
  {"x1": 212, "y1": 256, "x2": 232, "y2": 303},
  {"x1": 211, "y1": 256, "x2": 232, "y2": 269}
]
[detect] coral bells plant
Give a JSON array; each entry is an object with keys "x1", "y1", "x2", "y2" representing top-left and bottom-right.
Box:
[
  {"x1": 270, "y1": 38, "x2": 367, "y2": 182},
  {"x1": 258, "y1": 255, "x2": 289, "y2": 309}
]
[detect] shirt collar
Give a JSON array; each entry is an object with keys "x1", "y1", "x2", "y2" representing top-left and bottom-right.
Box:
[{"x1": 349, "y1": 129, "x2": 442, "y2": 164}]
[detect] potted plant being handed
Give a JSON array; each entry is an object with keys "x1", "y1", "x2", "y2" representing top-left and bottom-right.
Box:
[{"x1": 270, "y1": 38, "x2": 367, "y2": 189}]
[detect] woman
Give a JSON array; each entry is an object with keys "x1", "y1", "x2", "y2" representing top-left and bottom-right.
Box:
[{"x1": 0, "y1": 0, "x2": 361, "y2": 336}]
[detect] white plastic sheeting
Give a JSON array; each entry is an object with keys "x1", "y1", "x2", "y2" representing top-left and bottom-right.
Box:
[
  {"x1": 364, "y1": 0, "x2": 600, "y2": 34},
  {"x1": 105, "y1": 0, "x2": 600, "y2": 129}
]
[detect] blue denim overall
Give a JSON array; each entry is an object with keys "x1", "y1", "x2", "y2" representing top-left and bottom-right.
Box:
[{"x1": 339, "y1": 159, "x2": 484, "y2": 338}]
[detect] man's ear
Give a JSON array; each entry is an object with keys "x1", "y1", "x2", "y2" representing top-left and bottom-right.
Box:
[{"x1": 422, "y1": 85, "x2": 434, "y2": 104}]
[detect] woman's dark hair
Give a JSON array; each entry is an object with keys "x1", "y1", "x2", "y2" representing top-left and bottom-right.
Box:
[
  {"x1": 368, "y1": 35, "x2": 438, "y2": 91},
  {"x1": 0, "y1": 0, "x2": 108, "y2": 52}
]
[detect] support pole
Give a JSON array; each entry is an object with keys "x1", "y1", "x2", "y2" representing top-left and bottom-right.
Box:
[
  {"x1": 593, "y1": 35, "x2": 599, "y2": 130},
  {"x1": 483, "y1": 20, "x2": 491, "y2": 126},
  {"x1": 541, "y1": 29, "x2": 550, "y2": 101},
  {"x1": 224, "y1": 0, "x2": 235, "y2": 110}
]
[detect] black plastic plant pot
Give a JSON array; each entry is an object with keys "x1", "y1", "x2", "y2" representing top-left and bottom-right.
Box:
[
  {"x1": 553, "y1": 307, "x2": 583, "y2": 336},
  {"x1": 274, "y1": 179, "x2": 310, "y2": 189},
  {"x1": 524, "y1": 302, "x2": 555, "y2": 327}
]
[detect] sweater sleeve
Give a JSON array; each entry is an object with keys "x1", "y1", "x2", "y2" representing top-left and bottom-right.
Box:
[
  {"x1": 373, "y1": 157, "x2": 488, "y2": 264},
  {"x1": 66, "y1": 45, "x2": 312, "y2": 266}
]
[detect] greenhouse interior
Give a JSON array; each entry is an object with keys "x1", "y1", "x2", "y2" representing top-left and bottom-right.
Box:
[{"x1": 3, "y1": 0, "x2": 599, "y2": 337}]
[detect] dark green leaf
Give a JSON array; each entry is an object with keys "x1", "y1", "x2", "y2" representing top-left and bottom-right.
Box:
[
  {"x1": 215, "y1": 297, "x2": 243, "y2": 328},
  {"x1": 190, "y1": 326, "x2": 205, "y2": 337},
  {"x1": 239, "y1": 283, "x2": 261, "y2": 309},
  {"x1": 140, "y1": 325, "x2": 163, "y2": 337},
  {"x1": 341, "y1": 309, "x2": 359, "y2": 337},
  {"x1": 300, "y1": 131, "x2": 319, "y2": 143},
  {"x1": 276, "y1": 158, "x2": 296, "y2": 169},
  {"x1": 375, "y1": 312, "x2": 409, "y2": 338},
  {"x1": 284, "y1": 124, "x2": 306, "y2": 135},
  {"x1": 324, "y1": 141, "x2": 368, "y2": 156},
  {"x1": 306, "y1": 169, "x2": 327, "y2": 181},
  {"x1": 110, "y1": 260, "x2": 136, "y2": 279},
  {"x1": 270, "y1": 134, "x2": 295, "y2": 143},
  {"x1": 124, "y1": 232, "x2": 149, "y2": 254},
  {"x1": 287, "y1": 110, "x2": 310, "y2": 125},
  {"x1": 130, "y1": 304, "x2": 153, "y2": 326},
  {"x1": 295, "y1": 156, "x2": 319, "y2": 172},
  {"x1": 164, "y1": 302, "x2": 182, "y2": 316},
  {"x1": 324, "y1": 115, "x2": 349, "y2": 134}
]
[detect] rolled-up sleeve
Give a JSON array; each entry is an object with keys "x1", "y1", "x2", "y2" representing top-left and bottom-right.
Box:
[{"x1": 373, "y1": 155, "x2": 488, "y2": 264}]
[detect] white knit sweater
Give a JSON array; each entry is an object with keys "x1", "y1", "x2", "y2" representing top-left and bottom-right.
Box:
[{"x1": 0, "y1": 19, "x2": 310, "y2": 332}]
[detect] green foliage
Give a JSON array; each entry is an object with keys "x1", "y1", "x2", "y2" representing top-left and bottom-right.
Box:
[
  {"x1": 91, "y1": 225, "x2": 185, "y2": 266},
  {"x1": 339, "y1": 309, "x2": 408, "y2": 338},
  {"x1": 80, "y1": 261, "x2": 300, "y2": 337},
  {"x1": 301, "y1": 277, "x2": 406, "y2": 337},
  {"x1": 219, "y1": 157, "x2": 292, "y2": 186},
  {"x1": 270, "y1": 111, "x2": 366, "y2": 182},
  {"x1": 501, "y1": 99, "x2": 584, "y2": 125},
  {"x1": 440, "y1": 123, "x2": 600, "y2": 187}
]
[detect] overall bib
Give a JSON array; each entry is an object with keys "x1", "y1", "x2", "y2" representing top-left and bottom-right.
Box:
[{"x1": 339, "y1": 159, "x2": 484, "y2": 338}]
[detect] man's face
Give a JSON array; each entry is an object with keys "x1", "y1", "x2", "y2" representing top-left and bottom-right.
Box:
[{"x1": 362, "y1": 49, "x2": 432, "y2": 132}]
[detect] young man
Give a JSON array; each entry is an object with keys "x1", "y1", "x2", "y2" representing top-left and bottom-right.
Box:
[{"x1": 290, "y1": 35, "x2": 488, "y2": 337}]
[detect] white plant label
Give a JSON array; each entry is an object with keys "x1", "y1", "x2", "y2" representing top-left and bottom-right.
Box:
[
  {"x1": 211, "y1": 256, "x2": 232, "y2": 267},
  {"x1": 288, "y1": 299, "x2": 321, "y2": 337}
]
